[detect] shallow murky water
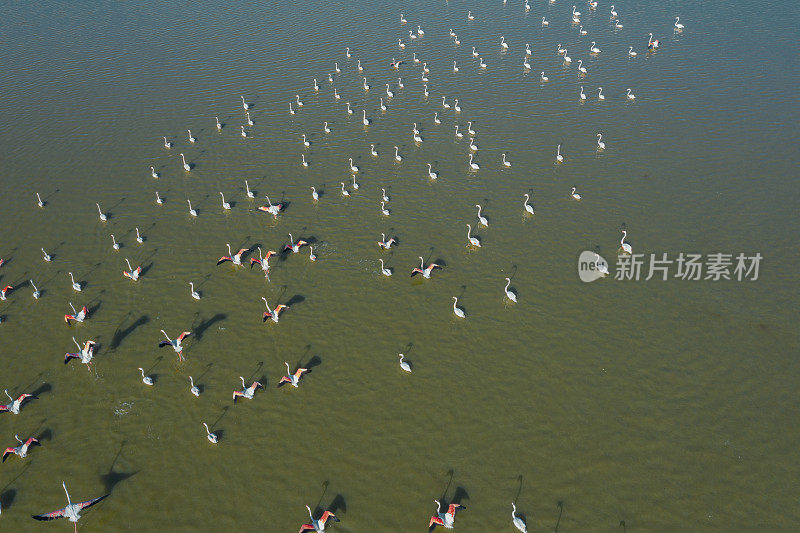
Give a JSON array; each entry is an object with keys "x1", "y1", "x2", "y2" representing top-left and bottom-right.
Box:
[{"x1": 0, "y1": 0, "x2": 797, "y2": 530}]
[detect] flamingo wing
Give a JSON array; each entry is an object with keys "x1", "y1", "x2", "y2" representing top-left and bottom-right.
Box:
[
  {"x1": 319, "y1": 511, "x2": 339, "y2": 524},
  {"x1": 158, "y1": 340, "x2": 172, "y2": 348},
  {"x1": 262, "y1": 312, "x2": 273, "y2": 322},
  {"x1": 429, "y1": 515, "x2": 445, "y2": 528},
  {"x1": 275, "y1": 305, "x2": 289, "y2": 315},
  {"x1": 64, "y1": 353, "x2": 80, "y2": 364},
  {"x1": 298, "y1": 524, "x2": 316, "y2": 533},
  {"x1": 448, "y1": 503, "x2": 465, "y2": 515},
  {"x1": 277, "y1": 376, "x2": 291, "y2": 387},
  {"x1": 411, "y1": 268, "x2": 424, "y2": 277},
  {"x1": 32, "y1": 506, "x2": 68, "y2": 521},
  {"x1": 76, "y1": 493, "x2": 109, "y2": 510},
  {"x1": 177, "y1": 331, "x2": 191, "y2": 342},
  {"x1": 216, "y1": 256, "x2": 232, "y2": 265},
  {"x1": 250, "y1": 258, "x2": 262, "y2": 267},
  {"x1": 2, "y1": 448, "x2": 16, "y2": 462},
  {"x1": 64, "y1": 315, "x2": 76, "y2": 324},
  {"x1": 257, "y1": 205, "x2": 270, "y2": 212},
  {"x1": 0, "y1": 404, "x2": 8, "y2": 412},
  {"x1": 235, "y1": 249, "x2": 248, "y2": 257}
]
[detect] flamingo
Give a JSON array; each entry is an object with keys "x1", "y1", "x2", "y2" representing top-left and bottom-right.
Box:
[
  {"x1": 580, "y1": 86, "x2": 587, "y2": 101},
  {"x1": 597, "y1": 133, "x2": 606, "y2": 150},
  {"x1": 357, "y1": 59, "x2": 363, "y2": 72},
  {"x1": 250, "y1": 247, "x2": 276, "y2": 278},
  {"x1": 189, "y1": 376, "x2": 200, "y2": 397},
  {"x1": 180, "y1": 153, "x2": 191, "y2": 171},
  {"x1": 308, "y1": 247, "x2": 316, "y2": 261},
  {"x1": 68, "y1": 272, "x2": 82, "y2": 291},
  {"x1": 296, "y1": 94, "x2": 303, "y2": 106},
  {"x1": 0, "y1": 285, "x2": 12, "y2": 300},
  {"x1": 245, "y1": 180, "x2": 255, "y2": 199},
  {"x1": 452, "y1": 296, "x2": 465, "y2": 318},
  {"x1": 542, "y1": 16, "x2": 549, "y2": 26},
  {"x1": 241, "y1": 95, "x2": 249, "y2": 110},
  {"x1": 563, "y1": 49, "x2": 571, "y2": 63},
  {"x1": 577, "y1": 59, "x2": 587, "y2": 74},
  {"x1": 202, "y1": 422, "x2": 218, "y2": 443},
  {"x1": 348, "y1": 157, "x2": 359, "y2": 172},
  {"x1": 163, "y1": 136, "x2": 172, "y2": 148},
  {"x1": 313, "y1": 78, "x2": 319, "y2": 91},
  {"x1": 466, "y1": 224, "x2": 480, "y2": 247},
  {"x1": 311, "y1": 186, "x2": 319, "y2": 201},
  {"x1": 556, "y1": 144, "x2": 564, "y2": 163},
  {"x1": 150, "y1": 166, "x2": 159, "y2": 178},
  {"x1": 590, "y1": 41, "x2": 601, "y2": 54},
  {"x1": 285, "y1": 233, "x2": 308, "y2": 253},
  {"x1": 262, "y1": 297, "x2": 289, "y2": 323},
  {"x1": 468, "y1": 154, "x2": 479, "y2": 170},
  {"x1": 138, "y1": 367, "x2": 154, "y2": 385},
  {"x1": 434, "y1": 112, "x2": 441, "y2": 124},
  {"x1": 526, "y1": 44, "x2": 532, "y2": 57},
  {"x1": 628, "y1": 46, "x2": 637, "y2": 57},
  {"x1": 187, "y1": 129, "x2": 196, "y2": 143},
  {"x1": 155, "y1": 192, "x2": 163, "y2": 205},
  {"x1": 299, "y1": 505, "x2": 339, "y2": 532},
  {"x1": 3, "y1": 434, "x2": 40, "y2": 462},
  {"x1": 324, "y1": 121, "x2": 331, "y2": 133},
  {"x1": 362, "y1": 109, "x2": 370, "y2": 126},
  {"x1": 258, "y1": 196, "x2": 283, "y2": 218},
  {"x1": 215, "y1": 116, "x2": 222, "y2": 131},
  {"x1": 233, "y1": 376, "x2": 263, "y2": 401},
  {"x1": 502, "y1": 153, "x2": 512, "y2": 167},
  {"x1": 400, "y1": 13, "x2": 406, "y2": 24},
  {"x1": 240, "y1": 126, "x2": 248, "y2": 138},
  {"x1": 610, "y1": 5, "x2": 618, "y2": 18},
  {"x1": 523, "y1": 194, "x2": 535, "y2": 215},
  {"x1": 620, "y1": 231, "x2": 633, "y2": 254},
  {"x1": 442, "y1": 96, "x2": 451, "y2": 109},
  {"x1": 30, "y1": 280, "x2": 40, "y2": 299},
  {"x1": 31, "y1": 481, "x2": 108, "y2": 532},
  {"x1": 512, "y1": 502, "x2": 527, "y2": 532},
  {"x1": 598, "y1": 86, "x2": 605, "y2": 100},
  {"x1": 398, "y1": 353, "x2": 412, "y2": 372},
  {"x1": 0, "y1": 390, "x2": 34, "y2": 414},
  {"x1": 579, "y1": 25, "x2": 587, "y2": 35},
  {"x1": 541, "y1": 71, "x2": 549, "y2": 82},
  {"x1": 279, "y1": 362, "x2": 309, "y2": 388},
  {"x1": 476, "y1": 204, "x2": 488, "y2": 227},
  {"x1": 41, "y1": 248, "x2": 52, "y2": 262},
  {"x1": 468, "y1": 10, "x2": 474, "y2": 21},
  {"x1": 411, "y1": 256, "x2": 442, "y2": 278},
  {"x1": 362, "y1": 77, "x2": 369, "y2": 91},
  {"x1": 380, "y1": 202, "x2": 390, "y2": 216},
  {"x1": 675, "y1": 16, "x2": 684, "y2": 30},
  {"x1": 648, "y1": 32, "x2": 660, "y2": 49},
  {"x1": 188, "y1": 282, "x2": 200, "y2": 300},
  {"x1": 96, "y1": 203, "x2": 107, "y2": 221},
  {"x1": 627, "y1": 88, "x2": 636, "y2": 100},
  {"x1": 346, "y1": 102, "x2": 352, "y2": 115},
  {"x1": 64, "y1": 303, "x2": 88, "y2": 325},
  {"x1": 453, "y1": 60, "x2": 459, "y2": 73},
  {"x1": 187, "y1": 199, "x2": 197, "y2": 217},
  {"x1": 596, "y1": 253, "x2": 610, "y2": 276},
  {"x1": 504, "y1": 277, "x2": 518, "y2": 303},
  {"x1": 340, "y1": 182, "x2": 350, "y2": 197},
  {"x1": 394, "y1": 146, "x2": 402, "y2": 162},
  {"x1": 615, "y1": 19, "x2": 623, "y2": 29},
  {"x1": 467, "y1": 121, "x2": 476, "y2": 135},
  {"x1": 429, "y1": 500, "x2": 466, "y2": 529},
  {"x1": 158, "y1": 330, "x2": 191, "y2": 360},
  {"x1": 217, "y1": 244, "x2": 247, "y2": 265},
  {"x1": 219, "y1": 192, "x2": 231, "y2": 210},
  {"x1": 479, "y1": 57, "x2": 487, "y2": 68},
  {"x1": 290, "y1": 102, "x2": 295, "y2": 115},
  {"x1": 571, "y1": 187, "x2": 582, "y2": 200},
  {"x1": 301, "y1": 154, "x2": 308, "y2": 167},
  {"x1": 371, "y1": 144, "x2": 379, "y2": 157},
  {"x1": 378, "y1": 257, "x2": 392, "y2": 278},
  {"x1": 37, "y1": 192, "x2": 44, "y2": 207},
  {"x1": 500, "y1": 36, "x2": 508, "y2": 50},
  {"x1": 381, "y1": 189, "x2": 389, "y2": 202},
  {"x1": 427, "y1": 164, "x2": 438, "y2": 180},
  {"x1": 64, "y1": 337, "x2": 95, "y2": 369},
  {"x1": 123, "y1": 258, "x2": 141, "y2": 280},
  {"x1": 380, "y1": 97, "x2": 387, "y2": 111},
  {"x1": 378, "y1": 233, "x2": 396, "y2": 250},
  {"x1": 134, "y1": 227, "x2": 144, "y2": 244}
]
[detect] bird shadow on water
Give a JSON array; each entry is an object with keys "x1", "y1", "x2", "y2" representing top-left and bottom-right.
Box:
[
  {"x1": 30, "y1": 382, "x2": 52, "y2": 399},
  {"x1": 0, "y1": 489, "x2": 16, "y2": 511},
  {"x1": 247, "y1": 361, "x2": 264, "y2": 384},
  {"x1": 313, "y1": 480, "x2": 347, "y2": 517},
  {"x1": 110, "y1": 314, "x2": 150, "y2": 350},
  {"x1": 553, "y1": 500, "x2": 564, "y2": 532},
  {"x1": 100, "y1": 441, "x2": 138, "y2": 494},
  {"x1": 285, "y1": 294, "x2": 305, "y2": 307},
  {"x1": 514, "y1": 474, "x2": 524, "y2": 505},
  {"x1": 192, "y1": 313, "x2": 227, "y2": 340},
  {"x1": 209, "y1": 407, "x2": 229, "y2": 440}
]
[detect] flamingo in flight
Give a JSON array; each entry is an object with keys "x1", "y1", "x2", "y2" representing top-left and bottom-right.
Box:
[
  {"x1": 3, "y1": 434, "x2": 40, "y2": 462},
  {"x1": 262, "y1": 297, "x2": 289, "y2": 323},
  {"x1": 378, "y1": 233, "x2": 396, "y2": 250},
  {"x1": 250, "y1": 247, "x2": 277, "y2": 278},
  {"x1": 0, "y1": 285, "x2": 12, "y2": 300},
  {"x1": 217, "y1": 244, "x2": 247, "y2": 265},
  {"x1": 233, "y1": 376, "x2": 263, "y2": 402},
  {"x1": 258, "y1": 196, "x2": 284, "y2": 218},
  {"x1": 285, "y1": 233, "x2": 308, "y2": 253},
  {"x1": 0, "y1": 389, "x2": 35, "y2": 414},
  {"x1": 429, "y1": 500, "x2": 466, "y2": 529},
  {"x1": 31, "y1": 481, "x2": 108, "y2": 532},
  {"x1": 64, "y1": 337, "x2": 96, "y2": 369},
  {"x1": 123, "y1": 258, "x2": 141, "y2": 280},
  {"x1": 299, "y1": 505, "x2": 339, "y2": 532},
  {"x1": 158, "y1": 330, "x2": 191, "y2": 360},
  {"x1": 411, "y1": 256, "x2": 442, "y2": 278},
  {"x1": 278, "y1": 362, "x2": 308, "y2": 388}
]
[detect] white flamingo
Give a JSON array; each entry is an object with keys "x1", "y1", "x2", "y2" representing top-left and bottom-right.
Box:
[{"x1": 504, "y1": 277, "x2": 518, "y2": 303}]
